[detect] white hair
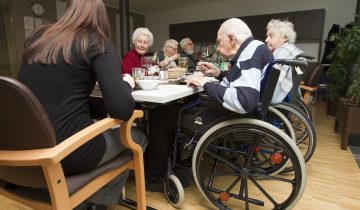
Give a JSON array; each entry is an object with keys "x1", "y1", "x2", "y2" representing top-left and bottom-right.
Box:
[
  {"x1": 132, "y1": 27, "x2": 154, "y2": 46},
  {"x1": 163, "y1": 39, "x2": 179, "y2": 50},
  {"x1": 220, "y1": 18, "x2": 252, "y2": 44},
  {"x1": 180, "y1": 38, "x2": 191, "y2": 50},
  {"x1": 266, "y1": 19, "x2": 297, "y2": 44}
]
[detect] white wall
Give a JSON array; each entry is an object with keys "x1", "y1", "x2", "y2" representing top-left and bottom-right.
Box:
[{"x1": 145, "y1": 0, "x2": 357, "y2": 58}]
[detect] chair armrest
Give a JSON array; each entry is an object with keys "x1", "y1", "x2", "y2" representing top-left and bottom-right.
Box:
[
  {"x1": 0, "y1": 110, "x2": 144, "y2": 166},
  {"x1": 300, "y1": 84, "x2": 317, "y2": 92}
]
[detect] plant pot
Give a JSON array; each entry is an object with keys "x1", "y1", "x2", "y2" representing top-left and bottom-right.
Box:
[{"x1": 334, "y1": 98, "x2": 360, "y2": 150}]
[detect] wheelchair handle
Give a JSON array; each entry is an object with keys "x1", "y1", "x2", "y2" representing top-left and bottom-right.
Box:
[
  {"x1": 273, "y1": 59, "x2": 308, "y2": 68},
  {"x1": 295, "y1": 53, "x2": 315, "y2": 60}
]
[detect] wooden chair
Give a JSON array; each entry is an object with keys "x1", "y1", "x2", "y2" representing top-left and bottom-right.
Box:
[
  {"x1": 299, "y1": 64, "x2": 328, "y2": 104},
  {"x1": 0, "y1": 76, "x2": 146, "y2": 210}
]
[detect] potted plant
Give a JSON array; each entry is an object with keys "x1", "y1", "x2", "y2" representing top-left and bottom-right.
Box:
[
  {"x1": 334, "y1": 56, "x2": 360, "y2": 150},
  {"x1": 326, "y1": 22, "x2": 360, "y2": 115}
]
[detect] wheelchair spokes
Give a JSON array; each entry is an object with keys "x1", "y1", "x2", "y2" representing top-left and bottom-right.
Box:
[{"x1": 192, "y1": 120, "x2": 306, "y2": 210}]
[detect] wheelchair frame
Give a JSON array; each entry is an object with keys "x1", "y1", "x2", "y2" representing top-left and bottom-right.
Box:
[{"x1": 161, "y1": 60, "x2": 308, "y2": 209}]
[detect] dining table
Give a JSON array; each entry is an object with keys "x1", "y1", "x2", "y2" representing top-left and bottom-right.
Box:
[
  {"x1": 91, "y1": 82, "x2": 204, "y2": 137},
  {"x1": 91, "y1": 82, "x2": 204, "y2": 104}
]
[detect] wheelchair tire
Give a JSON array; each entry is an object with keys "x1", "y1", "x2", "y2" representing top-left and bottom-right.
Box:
[
  {"x1": 290, "y1": 98, "x2": 312, "y2": 122},
  {"x1": 164, "y1": 174, "x2": 185, "y2": 208},
  {"x1": 273, "y1": 102, "x2": 316, "y2": 167},
  {"x1": 192, "y1": 118, "x2": 306, "y2": 210}
]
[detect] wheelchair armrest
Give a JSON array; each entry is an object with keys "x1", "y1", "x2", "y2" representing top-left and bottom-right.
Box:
[{"x1": 300, "y1": 84, "x2": 317, "y2": 92}]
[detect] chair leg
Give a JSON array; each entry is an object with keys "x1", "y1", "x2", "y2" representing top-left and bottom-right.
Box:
[
  {"x1": 118, "y1": 197, "x2": 157, "y2": 210},
  {"x1": 118, "y1": 172, "x2": 157, "y2": 210},
  {"x1": 303, "y1": 91, "x2": 311, "y2": 105},
  {"x1": 134, "y1": 152, "x2": 146, "y2": 210}
]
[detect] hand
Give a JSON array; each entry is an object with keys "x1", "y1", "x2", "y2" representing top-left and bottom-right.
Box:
[
  {"x1": 170, "y1": 53, "x2": 180, "y2": 61},
  {"x1": 123, "y1": 73, "x2": 135, "y2": 88},
  {"x1": 197, "y1": 61, "x2": 221, "y2": 77},
  {"x1": 186, "y1": 72, "x2": 210, "y2": 88}
]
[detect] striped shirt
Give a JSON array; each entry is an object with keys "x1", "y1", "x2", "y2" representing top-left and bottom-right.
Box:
[{"x1": 203, "y1": 37, "x2": 274, "y2": 114}]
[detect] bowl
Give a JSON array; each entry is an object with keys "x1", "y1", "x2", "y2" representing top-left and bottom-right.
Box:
[{"x1": 136, "y1": 79, "x2": 160, "y2": 90}]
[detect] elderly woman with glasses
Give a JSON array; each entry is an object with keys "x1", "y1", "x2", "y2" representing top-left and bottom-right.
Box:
[
  {"x1": 122, "y1": 27, "x2": 154, "y2": 75},
  {"x1": 158, "y1": 39, "x2": 180, "y2": 69},
  {"x1": 265, "y1": 19, "x2": 304, "y2": 104}
]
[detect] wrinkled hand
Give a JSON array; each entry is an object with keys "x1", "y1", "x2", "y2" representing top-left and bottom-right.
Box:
[
  {"x1": 123, "y1": 73, "x2": 135, "y2": 88},
  {"x1": 197, "y1": 61, "x2": 221, "y2": 77},
  {"x1": 186, "y1": 72, "x2": 210, "y2": 88}
]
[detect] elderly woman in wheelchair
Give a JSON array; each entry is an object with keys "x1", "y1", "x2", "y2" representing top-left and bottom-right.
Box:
[{"x1": 146, "y1": 18, "x2": 307, "y2": 210}]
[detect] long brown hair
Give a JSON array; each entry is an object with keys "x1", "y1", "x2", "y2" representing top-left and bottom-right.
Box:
[{"x1": 24, "y1": 0, "x2": 111, "y2": 64}]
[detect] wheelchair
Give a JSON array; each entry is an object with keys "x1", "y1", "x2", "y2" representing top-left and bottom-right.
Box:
[
  {"x1": 285, "y1": 53, "x2": 316, "y2": 122},
  {"x1": 163, "y1": 63, "x2": 307, "y2": 209},
  {"x1": 270, "y1": 58, "x2": 317, "y2": 172}
]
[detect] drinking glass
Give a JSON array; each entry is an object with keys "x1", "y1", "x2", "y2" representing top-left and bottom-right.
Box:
[
  {"x1": 132, "y1": 67, "x2": 145, "y2": 80},
  {"x1": 179, "y1": 57, "x2": 189, "y2": 69},
  {"x1": 159, "y1": 68, "x2": 168, "y2": 81},
  {"x1": 140, "y1": 56, "x2": 151, "y2": 70}
]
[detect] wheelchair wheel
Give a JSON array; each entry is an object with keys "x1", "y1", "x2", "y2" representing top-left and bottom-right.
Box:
[
  {"x1": 164, "y1": 174, "x2": 185, "y2": 208},
  {"x1": 192, "y1": 118, "x2": 306, "y2": 210},
  {"x1": 261, "y1": 107, "x2": 296, "y2": 175},
  {"x1": 266, "y1": 107, "x2": 295, "y2": 141},
  {"x1": 290, "y1": 98, "x2": 312, "y2": 122},
  {"x1": 273, "y1": 102, "x2": 316, "y2": 168}
]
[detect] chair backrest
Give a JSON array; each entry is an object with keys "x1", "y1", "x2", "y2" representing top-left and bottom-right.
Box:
[
  {"x1": 302, "y1": 64, "x2": 324, "y2": 87},
  {"x1": 0, "y1": 76, "x2": 57, "y2": 187},
  {"x1": 0, "y1": 76, "x2": 56, "y2": 150}
]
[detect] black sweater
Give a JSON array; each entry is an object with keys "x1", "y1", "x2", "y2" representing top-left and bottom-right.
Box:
[{"x1": 18, "y1": 39, "x2": 134, "y2": 175}]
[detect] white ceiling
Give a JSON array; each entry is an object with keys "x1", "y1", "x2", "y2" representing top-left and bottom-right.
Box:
[{"x1": 104, "y1": 0, "x2": 231, "y2": 14}]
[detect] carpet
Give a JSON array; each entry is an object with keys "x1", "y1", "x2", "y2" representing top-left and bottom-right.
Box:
[{"x1": 350, "y1": 146, "x2": 360, "y2": 168}]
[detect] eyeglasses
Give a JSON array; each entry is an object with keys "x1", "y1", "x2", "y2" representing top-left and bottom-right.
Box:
[
  {"x1": 167, "y1": 45, "x2": 178, "y2": 51},
  {"x1": 186, "y1": 42, "x2": 194, "y2": 46},
  {"x1": 216, "y1": 35, "x2": 229, "y2": 45}
]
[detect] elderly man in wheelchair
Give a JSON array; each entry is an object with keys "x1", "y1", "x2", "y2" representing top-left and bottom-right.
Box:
[{"x1": 146, "y1": 18, "x2": 307, "y2": 210}]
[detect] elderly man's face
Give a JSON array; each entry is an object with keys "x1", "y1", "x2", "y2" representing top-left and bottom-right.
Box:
[
  {"x1": 134, "y1": 34, "x2": 150, "y2": 55},
  {"x1": 265, "y1": 27, "x2": 287, "y2": 51},
  {"x1": 216, "y1": 29, "x2": 233, "y2": 60},
  {"x1": 183, "y1": 39, "x2": 194, "y2": 54}
]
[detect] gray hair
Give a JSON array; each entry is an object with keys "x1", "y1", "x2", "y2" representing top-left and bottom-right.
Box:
[
  {"x1": 132, "y1": 27, "x2": 154, "y2": 46},
  {"x1": 220, "y1": 18, "x2": 252, "y2": 44},
  {"x1": 266, "y1": 19, "x2": 297, "y2": 44},
  {"x1": 163, "y1": 39, "x2": 179, "y2": 49},
  {"x1": 180, "y1": 38, "x2": 191, "y2": 50}
]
